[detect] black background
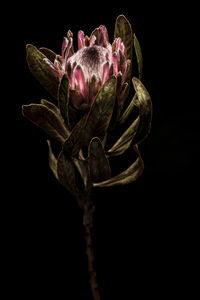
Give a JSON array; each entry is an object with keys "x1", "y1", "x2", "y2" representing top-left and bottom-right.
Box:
[{"x1": 5, "y1": 2, "x2": 198, "y2": 299}]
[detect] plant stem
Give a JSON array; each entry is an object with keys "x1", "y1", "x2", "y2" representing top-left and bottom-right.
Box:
[{"x1": 83, "y1": 203, "x2": 101, "y2": 300}]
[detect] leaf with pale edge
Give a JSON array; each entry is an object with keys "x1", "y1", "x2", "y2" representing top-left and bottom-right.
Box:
[
  {"x1": 83, "y1": 75, "x2": 117, "y2": 143},
  {"x1": 108, "y1": 116, "x2": 140, "y2": 157},
  {"x1": 114, "y1": 15, "x2": 133, "y2": 101},
  {"x1": 26, "y1": 44, "x2": 60, "y2": 99},
  {"x1": 39, "y1": 47, "x2": 57, "y2": 63},
  {"x1": 132, "y1": 77, "x2": 152, "y2": 144},
  {"x1": 22, "y1": 104, "x2": 68, "y2": 143},
  {"x1": 93, "y1": 146, "x2": 143, "y2": 187}
]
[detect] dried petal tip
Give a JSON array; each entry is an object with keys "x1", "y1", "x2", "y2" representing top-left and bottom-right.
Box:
[{"x1": 78, "y1": 30, "x2": 85, "y2": 49}]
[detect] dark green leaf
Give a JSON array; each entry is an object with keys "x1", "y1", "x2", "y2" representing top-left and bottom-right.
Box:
[
  {"x1": 47, "y1": 140, "x2": 58, "y2": 179},
  {"x1": 132, "y1": 77, "x2": 152, "y2": 144},
  {"x1": 39, "y1": 47, "x2": 57, "y2": 63},
  {"x1": 22, "y1": 104, "x2": 69, "y2": 143},
  {"x1": 114, "y1": 15, "x2": 133, "y2": 61},
  {"x1": 114, "y1": 14, "x2": 133, "y2": 101},
  {"x1": 93, "y1": 146, "x2": 144, "y2": 187},
  {"x1": 62, "y1": 115, "x2": 87, "y2": 157},
  {"x1": 58, "y1": 73, "x2": 70, "y2": 128},
  {"x1": 107, "y1": 116, "x2": 140, "y2": 156},
  {"x1": 133, "y1": 34, "x2": 143, "y2": 80},
  {"x1": 88, "y1": 137, "x2": 111, "y2": 183},
  {"x1": 26, "y1": 44, "x2": 60, "y2": 99},
  {"x1": 57, "y1": 151, "x2": 80, "y2": 197},
  {"x1": 118, "y1": 93, "x2": 137, "y2": 125},
  {"x1": 83, "y1": 75, "x2": 117, "y2": 143}
]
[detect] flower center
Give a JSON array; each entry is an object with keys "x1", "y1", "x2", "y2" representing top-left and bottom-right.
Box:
[{"x1": 68, "y1": 45, "x2": 110, "y2": 82}]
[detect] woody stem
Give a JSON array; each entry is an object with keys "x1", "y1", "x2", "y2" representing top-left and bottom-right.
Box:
[{"x1": 83, "y1": 202, "x2": 101, "y2": 300}]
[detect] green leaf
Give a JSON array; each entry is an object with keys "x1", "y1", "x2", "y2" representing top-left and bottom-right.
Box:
[
  {"x1": 88, "y1": 137, "x2": 111, "y2": 183},
  {"x1": 114, "y1": 15, "x2": 133, "y2": 102},
  {"x1": 118, "y1": 93, "x2": 137, "y2": 125},
  {"x1": 39, "y1": 47, "x2": 56, "y2": 63},
  {"x1": 114, "y1": 15, "x2": 133, "y2": 61},
  {"x1": 26, "y1": 44, "x2": 60, "y2": 99},
  {"x1": 133, "y1": 34, "x2": 143, "y2": 80},
  {"x1": 22, "y1": 104, "x2": 69, "y2": 143},
  {"x1": 57, "y1": 151, "x2": 80, "y2": 197},
  {"x1": 47, "y1": 140, "x2": 58, "y2": 179},
  {"x1": 107, "y1": 116, "x2": 140, "y2": 156},
  {"x1": 93, "y1": 146, "x2": 144, "y2": 187},
  {"x1": 58, "y1": 73, "x2": 70, "y2": 128},
  {"x1": 132, "y1": 77, "x2": 152, "y2": 144},
  {"x1": 62, "y1": 115, "x2": 87, "y2": 158},
  {"x1": 83, "y1": 75, "x2": 117, "y2": 143}
]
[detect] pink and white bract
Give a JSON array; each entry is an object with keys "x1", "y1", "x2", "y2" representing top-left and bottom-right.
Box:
[{"x1": 44, "y1": 26, "x2": 131, "y2": 110}]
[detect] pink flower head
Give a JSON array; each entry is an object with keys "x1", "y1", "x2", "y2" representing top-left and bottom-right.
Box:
[{"x1": 44, "y1": 26, "x2": 131, "y2": 110}]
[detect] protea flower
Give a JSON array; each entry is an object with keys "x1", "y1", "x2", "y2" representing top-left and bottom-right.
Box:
[
  {"x1": 43, "y1": 25, "x2": 130, "y2": 111},
  {"x1": 22, "y1": 15, "x2": 152, "y2": 300}
]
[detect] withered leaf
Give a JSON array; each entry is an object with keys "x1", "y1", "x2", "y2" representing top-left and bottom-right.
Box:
[
  {"x1": 22, "y1": 104, "x2": 68, "y2": 143},
  {"x1": 88, "y1": 137, "x2": 111, "y2": 183},
  {"x1": 26, "y1": 44, "x2": 60, "y2": 99},
  {"x1": 93, "y1": 146, "x2": 144, "y2": 187}
]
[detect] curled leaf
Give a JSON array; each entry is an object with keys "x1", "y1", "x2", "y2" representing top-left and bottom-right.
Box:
[
  {"x1": 26, "y1": 44, "x2": 60, "y2": 99},
  {"x1": 88, "y1": 137, "x2": 111, "y2": 183},
  {"x1": 118, "y1": 93, "x2": 137, "y2": 125},
  {"x1": 132, "y1": 77, "x2": 152, "y2": 144},
  {"x1": 22, "y1": 104, "x2": 69, "y2": 143},
  {"x1": 93, "y1": 146, "x2": 144, "y2": 187},
  {"x1": 39, "y1": 47, "x2": 57, "y2": 63},
  {"x1": 107, "y1": 116, "x2": 140, "y2": 157}
]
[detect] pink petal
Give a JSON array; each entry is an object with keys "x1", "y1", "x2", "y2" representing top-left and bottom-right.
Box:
[
  {"x1": 43, "y1": 58, "x2": 62, "y2": 78},
  {"x1": 78, "y1": 30, "x2": 85, "y2": 49},
  {"x1": 116, "y1": 37, "x2": 121, "y2": 52},
  {"x1": 67, "y1": 30, "x2": 73, "y2": 39},
  {"x1": 109, "y1": 63, "x2": 114, "y2": 76},
  {"x1": 74, "y1": 65, "x2": 86, "y2": 99},
  {"x1": 64, "y1": 37, "x2": 73, "y2": 61},
  {"x1": 102, "y1": 26, "x2": 109, "y2": 47},
  {"x1": 102, "y1": 62, "x2": 110, "y2": 85},
  {"x1": 112, "y1": 52, "x2": 118, "y2": 75},
  {"x1": 62, "y1": 37, "x2": 68, "y2": 58},
  {"x1": 122, "y1": 59, "x2": 131, "y2": 82},
  {"x1": 66, "y1": 62, "x2": 75, "y2": 89},
  {"x1": 89, "y1": 35, "x2": 96, "y2": 47}
]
